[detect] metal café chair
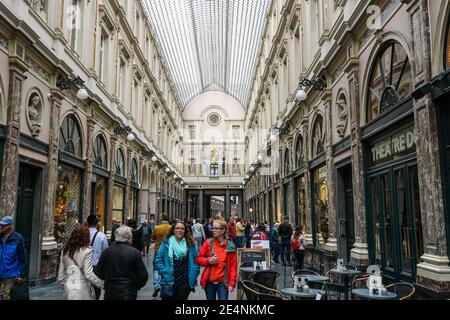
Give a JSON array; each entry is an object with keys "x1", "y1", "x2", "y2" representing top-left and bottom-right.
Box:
[
  {"x1": 385, "y1": 282, "x2": 416, "y2": 300},
  {"x1": 250, "y1": 270, "x2": 280, "y2": 290},
  {"x1": 240, "y1": 280, "x2": 287, "y2": 300},
  {"x1": 324, "y1": 265, "x2": 359, "y2": 300},
  {"x1": 291, "y1": 269, "x2": 323, "y2": 290}
]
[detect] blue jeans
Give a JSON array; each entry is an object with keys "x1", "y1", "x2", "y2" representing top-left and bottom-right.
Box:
[
  {"x1": 153, "y1": 269, "x2": 161, "y2": 287},
  {"x1": 205, "y1": 282, "x2": 228, "y2": 300},
  {"x1": 237, "y1": 236, "x2": 244, "y2": 248},
  {"x1": 280, "y1": 238, "x2": 291, "y2": 263}
]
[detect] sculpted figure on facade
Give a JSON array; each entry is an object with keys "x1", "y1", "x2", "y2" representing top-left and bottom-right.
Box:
[
  {"x1": 27, "y1": 93, "x2": 43, "y2": 137},
  {"x1": 336, "y1": 95, "x2": 348, "y2": 138}
]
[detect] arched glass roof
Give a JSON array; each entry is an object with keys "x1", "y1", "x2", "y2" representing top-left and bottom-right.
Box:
[{"x1": 142, "y1": 0, "x2": 272, "y2": 109}]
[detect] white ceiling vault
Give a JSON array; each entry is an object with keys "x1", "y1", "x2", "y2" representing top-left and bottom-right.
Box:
[{"x1": 142, "y1": 0, "x2": 272, "y2": 109}]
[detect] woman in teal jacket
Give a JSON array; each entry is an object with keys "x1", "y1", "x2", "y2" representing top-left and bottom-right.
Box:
[{"x1": 155, "y1": 221, "x2": 200, "y2": 300}]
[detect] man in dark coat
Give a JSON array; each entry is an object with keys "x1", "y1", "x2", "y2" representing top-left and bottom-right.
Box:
[
  {"x1": 95, "y1": 226, "x2": 148, "y2": 300},
  {"x1": 278, "y1": 216, "x2": 293, "y2": 266},
  {"x1": 127, "y1": 219, "x2": 143, "y2": 253}
]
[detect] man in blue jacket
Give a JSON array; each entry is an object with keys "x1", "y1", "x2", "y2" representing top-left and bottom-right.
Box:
[{"x1": 0, "y1": 216, "x2": 27, "y2": 300}]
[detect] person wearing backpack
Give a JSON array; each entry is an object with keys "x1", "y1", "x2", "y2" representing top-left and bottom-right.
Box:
[
  {"x1": 87, "y1": 214, "x2": 108, "y2": 300},
  {"x1": 195, "y1": 219, "x2": 237, "y2": 300}
]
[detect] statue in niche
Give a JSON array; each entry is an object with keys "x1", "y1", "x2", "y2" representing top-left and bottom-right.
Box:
[
  {"x1": 336, "y1": 96, "x2": 348, "y2": 138},
  {"x1": 211, "y1": 148, "x2": 217, "y2": 163},
  {"x1": 27, "y1": 93, "x2": 42, "y2": 137}
]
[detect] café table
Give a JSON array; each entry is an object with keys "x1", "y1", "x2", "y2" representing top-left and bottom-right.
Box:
[
  {"x1": 280, "y1": 288, "x2": 322, "y2": 300},
  {"x1": 328, "y1": 268, "x2": 362, "y2": 300},
  {"x1": 351, "y1": 288, "x2": 397, "y2": 300},
  {"x1": 296, "y1": 275, "x2": 329, "y2": 284}
]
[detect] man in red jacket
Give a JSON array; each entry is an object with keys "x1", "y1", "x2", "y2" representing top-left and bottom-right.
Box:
[{"x1": 196, "y1": 219, "x2": 237, "y2": 300}]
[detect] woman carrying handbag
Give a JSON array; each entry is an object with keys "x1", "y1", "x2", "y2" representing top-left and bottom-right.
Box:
[
  {"x1": 154, "y1": 221, "x2": 200, "y2": 300},
  {"x1": 57, "y1": 224, "x2": 103, "y2": 300}
]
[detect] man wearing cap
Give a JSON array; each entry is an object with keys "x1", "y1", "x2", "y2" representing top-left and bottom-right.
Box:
[{"x1": 0, "y1": 216, "x2": 27, "y2": 300}]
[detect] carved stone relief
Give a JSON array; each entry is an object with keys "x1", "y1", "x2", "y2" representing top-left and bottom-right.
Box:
[
  {"x1": 26, "y1": 92, "x2": 43, "y2": 137},
  {"x1": 336, "y1": 94, "x2": 348, "y2": 138}
]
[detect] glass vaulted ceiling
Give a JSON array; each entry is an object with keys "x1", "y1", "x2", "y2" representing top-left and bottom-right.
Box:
[{"x1": 142, "y1": 0, "x2": 272, "y2": 109}]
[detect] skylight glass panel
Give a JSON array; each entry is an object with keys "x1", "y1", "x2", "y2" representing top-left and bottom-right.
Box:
[{"x1": 142, "y1": 0, "x2": 271, "y2": 109}]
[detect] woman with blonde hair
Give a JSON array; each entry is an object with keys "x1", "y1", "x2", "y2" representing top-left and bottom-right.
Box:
[
  {"x1": 57, "y1": 224, "x2": 103, "y2": 300},
  {"x1": 196, "y1": 219, "x2": 237, "y2": 300}
]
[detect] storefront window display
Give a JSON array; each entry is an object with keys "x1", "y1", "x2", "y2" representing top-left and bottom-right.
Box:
[
  {"x1": 94, "y1": 177, "x2": 107, "y2": 232},
  {"x1": 54, "y1": 165, "x2": 82, "y2": 249},
  {"x1": 112, "y1": 185, "x2": 125, "y2": 224},
  {"x1": 313, "y1": 165, "x2": 328, "y2": 244}
]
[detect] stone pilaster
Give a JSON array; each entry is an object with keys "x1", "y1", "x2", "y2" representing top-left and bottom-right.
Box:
[
  {"x1": 123, "y1": 147, "x2": 132, "y2": 220},
  {"x1": 0, "y1": 57, "x2": 28, "y2": 216},
  {"x1": 225, "y1": 189, "x2": 230, "y2": 219},
  {"x1": 406, "y1": 0, "x2": 450, "y2": 294},
  {"x1": 106, "y1": 136, "x2": 117, "y2": 231},
  {"x1": 39, "y1": 89, "x2": 64, "y2": 280},
  {"x1": 346, "y1": 62, "x2": 369, "y2": 266},
  {"x1": 324, "y1": 96, "x2": 338, "y2": 252},
  {"x1": 288, "y1": 176, "x2": 295, "y2": 227},
  {"x1": 82, "y1": 115, "x2": 95, "y2": 220},
  {"x1": 199, "y1": 189, "x2": 204, "y2": 220}
]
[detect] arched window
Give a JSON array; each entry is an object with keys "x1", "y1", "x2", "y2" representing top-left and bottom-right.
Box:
[
  {"x1": 116, "y1": 149, "x2": 125, "y2": 176},
  {"x1": 312, "y1": 115, "x2": 325, "y2": 158},
  {"x1": 284, "y1": 148, "x2": 290, "y2": 176},
  {"x1": 367, "y1": 41, "x2": 412, "y2": 122},
  {"x1": 131, "y1": 158, "x2": 138, "y2": 182},
  {"x1": 295, "y1": 136, "x2": 304, "y2": 168},
  {"x1": 92, "y1": 135, "x2": 107, "y2": 168},
  {"x1": 59, "y1": 114, "x2": 83, "y2": 157}
]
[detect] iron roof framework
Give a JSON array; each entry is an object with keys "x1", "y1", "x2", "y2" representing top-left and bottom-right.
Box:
[{"x1": 142, "y1": 0, "x2": 271, "y2": 109}]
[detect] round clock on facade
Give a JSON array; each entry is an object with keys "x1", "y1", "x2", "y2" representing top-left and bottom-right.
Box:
[{"x1": 208, "y1": 112, "x2": 221, "y2": 126}]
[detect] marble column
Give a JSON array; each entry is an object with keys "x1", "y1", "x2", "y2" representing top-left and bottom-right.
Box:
[
  {"x1": 346, "y1": 61, "x2": 369, "y2": 266},
  {"x1": 324, "y1": 95, "x2": 338, "y2": 252},
  {"x1": 123, "y1": 147, "x2": 132, "y2": 221},
  {"x1": 39, "y1": 89, "x2": 63, "y2": 280},
  {"x1": 82, "y1": 115, "x2": 95, "y2": 220},
  {"x1": 225, "y1": 189, "x2": 230, "y2": 218},
  {"x1": 0, "y1": 57, "x2": 28, "y2": 216},
  {"x1": 106, "y1": 136, "x2": 117, "y2": 233},
  {"x1": 406, "y1": 0, "x2": 450, "y2": 293},
  {"x1": 302, "y1": 119, "x2": 314, "y2": 245},
  {"x1": 199, "y1": 189, "x2": 204, "y2": 220}
]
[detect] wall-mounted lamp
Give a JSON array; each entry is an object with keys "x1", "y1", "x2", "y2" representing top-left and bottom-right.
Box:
[
  {"x1": 249, "y1": 166, "x2": 255, "y2": 172},
  {"x1": 245, "y1": 175, "x2": 250, "y2": 180},
  {"x1": 270, "y1": 133, "x2": 278, "y2": 143},
  {"x1": 114, "y1": 125, "x2": 135, "y2": 141},
  {"x1": 257, "y1": 154, "x2": 264, "y2": 162},
  {"x1": 151, "y1": 156, "x2": 158, "y2": 162},
  {"x1": 249, "y1": 208, "x2": 253, "y2": 214},
  {"x1": 141, "y1": 149, "x2": 151, "y2": 157},
  {"x1": 56, "y1": 75, "x2": 89, "y2": 100},
  {"x1": 296, "y1": 77, "x2": 327, "y2": 102}
]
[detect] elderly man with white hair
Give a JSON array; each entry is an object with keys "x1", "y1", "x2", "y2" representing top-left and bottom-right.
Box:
[{"x1": 94, "y1": 226, "x2": 148, "y2": 300}]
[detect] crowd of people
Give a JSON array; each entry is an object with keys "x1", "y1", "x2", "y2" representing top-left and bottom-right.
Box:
[{"x1": 0, "y1": 212, "x2": 306, "y2": 301}]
